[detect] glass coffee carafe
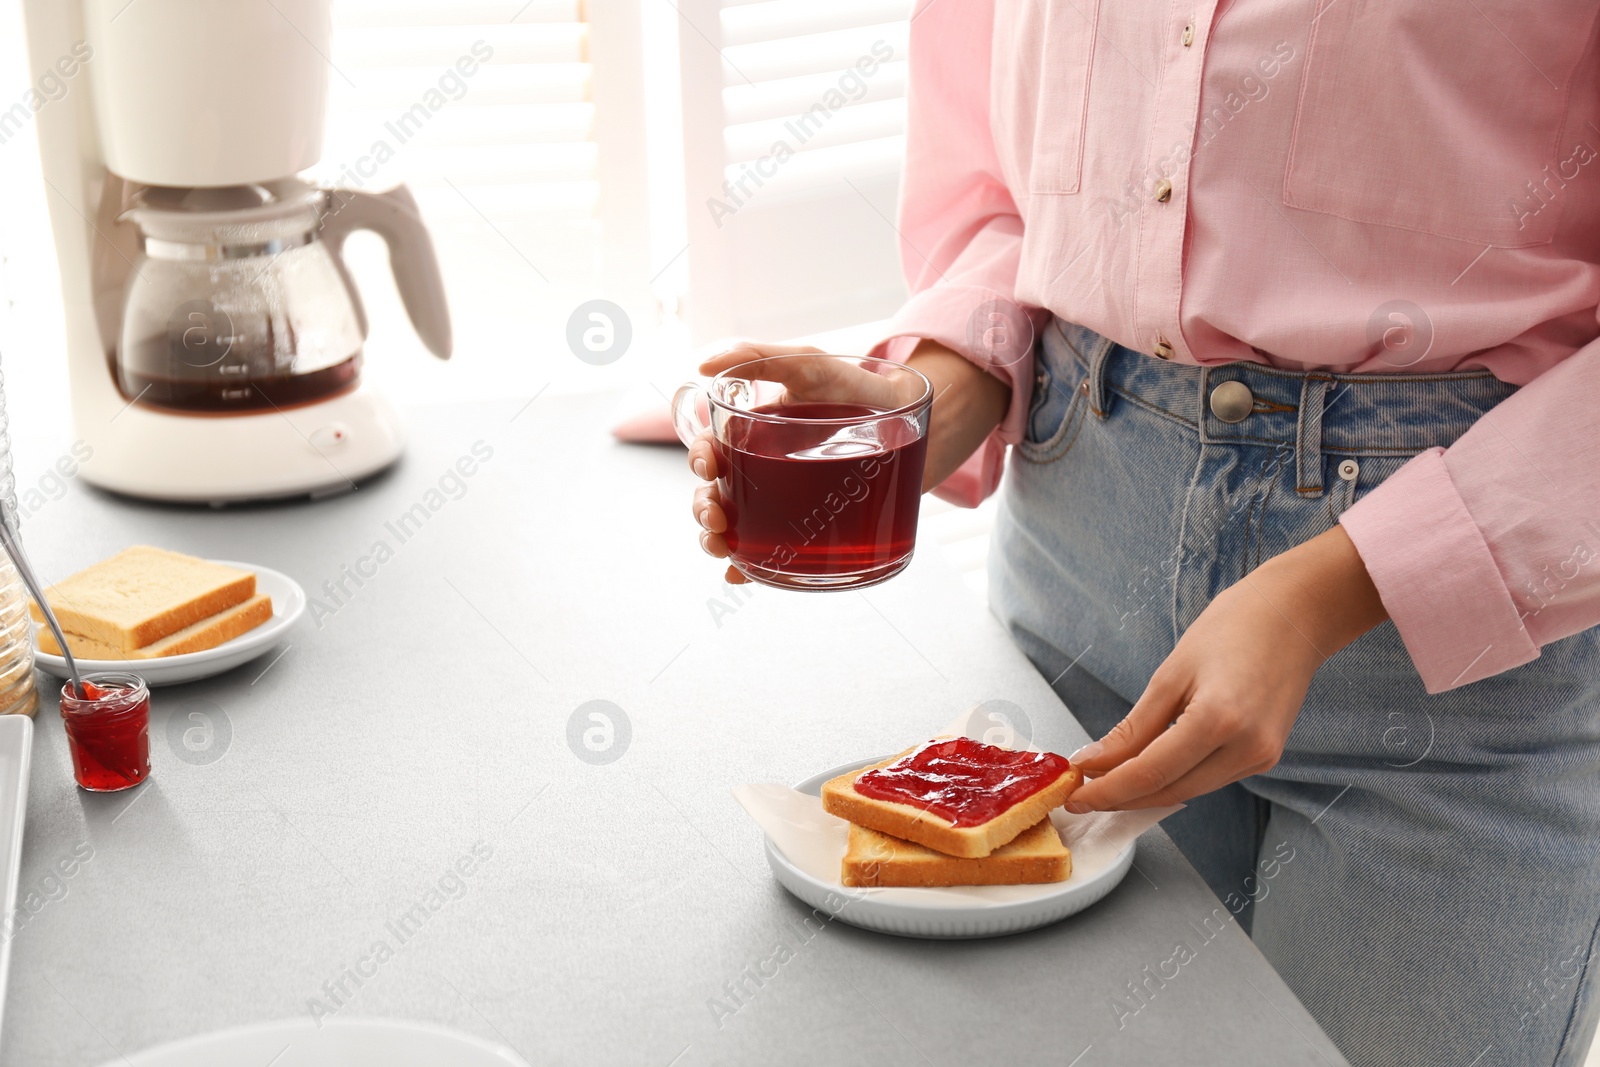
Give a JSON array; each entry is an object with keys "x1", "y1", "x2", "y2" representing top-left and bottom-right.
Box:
[{"x1": 116, "y1": 179, "x2": 449, "y2": 413}]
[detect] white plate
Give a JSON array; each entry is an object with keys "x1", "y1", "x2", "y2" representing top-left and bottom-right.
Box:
[
  {"x1": 32, "y1": 561, "x2": 306, "y2": 688},
  {"x1": 0, "y1": 715, "x2": 31, "y2": 1043},
  {"x1": 99, "y1": 1017, "x2": 529, "y2": 1067},
  {"x1": 764, "y1": 756, "x2": 1135, "y2": 940}
]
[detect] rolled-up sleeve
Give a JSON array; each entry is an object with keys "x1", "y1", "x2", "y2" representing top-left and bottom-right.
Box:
[
  {"x1": 1340, "y1": 337, "x2": 1600, "y2": 693},
  {"x1": 870, "y1": 0, "x2": 1046, "y2": 508}
]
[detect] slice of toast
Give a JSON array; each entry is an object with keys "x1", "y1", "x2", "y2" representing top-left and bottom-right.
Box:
[
  {"x1": 37, "y1": 594, "x2": 273, "y2": 660},
  {"x1": 29, "y1": 547, "x2": 255, "y2": 652},
  {"x1": 822, "y1": 742, "x2": 1083, "y2": 859},
  {"x1": 843, "y1": 818, "x2": 1071, "y2": 888}
]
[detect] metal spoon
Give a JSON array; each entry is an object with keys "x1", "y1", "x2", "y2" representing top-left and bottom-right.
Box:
[{"x1": 0, "y1": 518, "x2": 83, "y2": 699}]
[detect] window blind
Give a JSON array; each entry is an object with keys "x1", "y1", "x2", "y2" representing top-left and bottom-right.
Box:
[
  {"x1": 323, "y1": 0, "x2": 600, "y2": 274},
  {"x1": 678, "y1": 0, "x2": 912, "y2": 342},
  {"x1": 719, "y1": 0, "x2": 910, "y2": 199},
  {"x1": 315, "y1": 0, "x2": 652, "y2": 400}
]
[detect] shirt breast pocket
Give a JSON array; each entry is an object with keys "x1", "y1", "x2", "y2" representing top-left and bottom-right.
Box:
[
  {"x1": 1283, "y1": 1, "x2": 1599, "y2": 248},
  {"x1": 992, "y1": 0, "x2": 1100, "y2": 195}
]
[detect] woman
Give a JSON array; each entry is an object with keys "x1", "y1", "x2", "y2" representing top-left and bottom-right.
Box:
[{"x1": 689, "y1": 3, "x2": 1600, "y2": 1063}]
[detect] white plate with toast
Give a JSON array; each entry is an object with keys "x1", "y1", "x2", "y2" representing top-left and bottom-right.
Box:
[
  {"x1": 32, "y1": 560, "x2": 306, "y2": 688},
  {"x1": 759, "y1": 756, "x2": 1141, "y2": 940}
]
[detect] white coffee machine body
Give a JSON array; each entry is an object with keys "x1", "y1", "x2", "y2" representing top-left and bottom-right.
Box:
[{"x1": 21, "y1": 0, "x2": 449, "y2": 503}]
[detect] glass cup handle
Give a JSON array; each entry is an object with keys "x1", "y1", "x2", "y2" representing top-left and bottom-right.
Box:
[{"x1": 672, "y1": 383, "x2": 708, "y2": 447}]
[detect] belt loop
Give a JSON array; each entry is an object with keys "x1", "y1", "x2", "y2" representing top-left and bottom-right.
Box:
[
  {"x1": 1295, "y1": 374, "x2": 1332, "y2": 497},
  {"x1": 1086, "y1": 334, "x2": 1115, "y2": 420}
]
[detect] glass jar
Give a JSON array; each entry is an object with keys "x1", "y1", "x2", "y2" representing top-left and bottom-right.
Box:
[
  {"x1": 0, "y1": 553, "x2": 37, "y2": 717},
  {"x1": 60, "y1": 672, "x2": 151, "y2": 791},
  {"x1": 0, "y1": 359, "x2": 37, "y2": 718}
]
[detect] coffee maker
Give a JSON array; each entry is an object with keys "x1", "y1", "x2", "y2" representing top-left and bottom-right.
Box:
[{"x1": 21, "y1": 0, "x2": 451, "y2": 503}]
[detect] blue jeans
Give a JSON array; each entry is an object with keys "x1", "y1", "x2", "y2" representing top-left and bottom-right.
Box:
[{"x1": 990, "y1": 319, "x2": 1600, "y2": 1067}]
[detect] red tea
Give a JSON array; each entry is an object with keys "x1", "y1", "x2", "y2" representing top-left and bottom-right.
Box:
[{"x1": 714, "y1": 401, "x2": 928, "y2": 586}]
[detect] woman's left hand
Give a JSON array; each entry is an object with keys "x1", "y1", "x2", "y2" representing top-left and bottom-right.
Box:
[{"x1": 1066, "y1": 525, "x2": 1390, "y2": 812}]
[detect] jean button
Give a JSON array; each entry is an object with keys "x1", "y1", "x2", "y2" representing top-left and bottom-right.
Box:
[
  {"x1": 1338, "y1": 459, "x2": 1360, "y2": 481},
  {"x1": 1209, "y1": 380, "x2": 1254, "y2": 423}
]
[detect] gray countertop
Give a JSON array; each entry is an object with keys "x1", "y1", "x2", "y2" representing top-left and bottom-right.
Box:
[{"x1": 0, "y1": 392, "x2": 1347, "y2": 1066}]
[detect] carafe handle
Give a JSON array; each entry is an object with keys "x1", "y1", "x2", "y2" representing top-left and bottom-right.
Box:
[{"x1": 319, "y1": 185, "x2": 452, "y2": 360}]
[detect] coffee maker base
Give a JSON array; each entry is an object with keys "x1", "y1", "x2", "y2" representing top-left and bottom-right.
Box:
[{"x1": 73, "y1": 384, "x2": 408, "y2": 505}]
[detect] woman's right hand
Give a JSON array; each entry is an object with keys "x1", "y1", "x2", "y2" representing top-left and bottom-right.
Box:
[{"x1": 689, "y1": 338, "x2": 1013, "y2": 583}]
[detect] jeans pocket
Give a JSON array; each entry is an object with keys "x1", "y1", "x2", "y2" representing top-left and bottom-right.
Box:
[
  {"x1": 1017, "y1": 358, "x2": 1088, "y2": 463},
  {"x1": 1313, "y1": 454, "x2": 1412, "y2": 542}
]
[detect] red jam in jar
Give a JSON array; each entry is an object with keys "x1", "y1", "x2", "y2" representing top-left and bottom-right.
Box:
[
  {"x1": 59, "y1": 673, "x2": 151, "y2": 792},
  {"x1": 853, "y1": 737, "x2": 1073, "y2": 826}
]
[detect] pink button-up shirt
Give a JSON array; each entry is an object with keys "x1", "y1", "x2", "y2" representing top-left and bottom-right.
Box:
[{"x1": 877, "y1": 0, "x2": 1600, "y2": 693}]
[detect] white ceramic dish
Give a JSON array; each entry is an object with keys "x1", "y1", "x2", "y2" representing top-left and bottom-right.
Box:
[
  {"x1": 32, "y1": 561, "x2": 305, "y2": 687},
  {"x1": 0, "y1": 715, "x2": 32, "y2": 1043},
  {"x1": 99, "y1": 1017, "x2": 529, "y2": 1067},
  {"x1": 764, "y1": 755, "x2": 1135, "y2": 939}
]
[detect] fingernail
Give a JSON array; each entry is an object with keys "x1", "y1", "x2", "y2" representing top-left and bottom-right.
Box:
[
  {"x1": 698, "y1": 507, "x2": 711, "y2": 528},
  {"x1": 692, "y1": 458, "x2": 707, "y2": 480},
  {"x1": 1064, "y1": 801, "x2": 1092, "y2": 815},
  {"x1": 1070, "y1": 742, "x2": 1103, "y2": 763}
]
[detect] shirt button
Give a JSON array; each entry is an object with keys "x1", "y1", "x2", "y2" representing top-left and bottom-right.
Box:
[
  {"x1": 1338, "y1": 459, "x2": 1361, "y2": 482},
  {"x1": 1154, "y1": 178, "x2": 1173, "y2": 203},
  {"x1": 1153, "y1": 340, "x2": 1175, "y2": 359},
  {"x1": 1182, "y1": 23, "x2": 1195, "y2": 46},
  {"x1": 1209, "y1": 380, "x2": 1254, "y2": 423}
]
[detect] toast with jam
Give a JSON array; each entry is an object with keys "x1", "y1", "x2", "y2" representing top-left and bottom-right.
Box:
[{"x1": 821, "y1": 737, "x2": 1083, "y2": 860}]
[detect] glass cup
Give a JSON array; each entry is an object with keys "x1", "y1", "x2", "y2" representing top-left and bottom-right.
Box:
[
  {"x1": 674, "y1": 353, "x2": 933, "y2": 590},
  {"x1": 60, "y1": 672, "x2": 151, "y2": 792}
]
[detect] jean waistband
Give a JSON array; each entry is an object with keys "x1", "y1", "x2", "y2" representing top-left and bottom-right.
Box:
[{"x1": 1048, "y1": 318, "x2": 1519, "y2": 496}]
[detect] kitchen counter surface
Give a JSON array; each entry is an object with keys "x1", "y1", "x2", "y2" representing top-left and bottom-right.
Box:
[{"x1": 0, "y1": 393, "x2": 1347, "y2": 1066}]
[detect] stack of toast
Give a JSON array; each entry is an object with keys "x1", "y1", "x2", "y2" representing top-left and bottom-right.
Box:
[
  {"x1": 30, "y1": 546, "x2": 271, "y2": 660},
  {"x1": 822, "y1": 738, "x2": 1085, "y2": 888}
]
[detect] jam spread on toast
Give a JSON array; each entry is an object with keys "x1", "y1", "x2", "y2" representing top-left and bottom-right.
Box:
[{"x1": 852, "y1": 737, "x2": 1072, "y2": 827}]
